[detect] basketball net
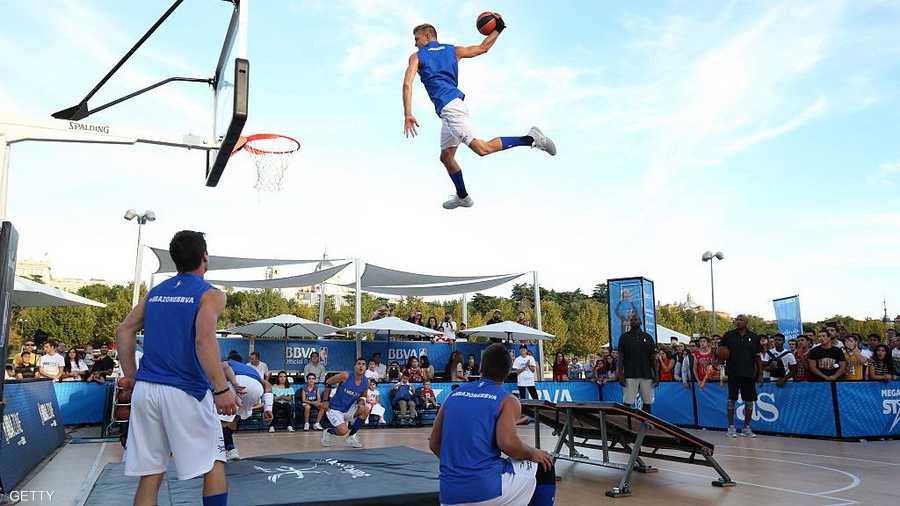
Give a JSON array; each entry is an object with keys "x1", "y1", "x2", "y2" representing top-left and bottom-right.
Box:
[{"x1": 234, "y1": 133, "x2": 301, "y2": 192}]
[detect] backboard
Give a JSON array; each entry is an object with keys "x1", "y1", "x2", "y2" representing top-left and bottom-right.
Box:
[{"x1": 206, "y1": 0, "x2": 249, "y2": 187}]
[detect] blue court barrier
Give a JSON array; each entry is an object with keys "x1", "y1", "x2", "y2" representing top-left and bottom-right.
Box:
[
  {"x1": 0, "y1": 380, "x2": 66, "y2": 493},
  {"x1": 836, "y1": 382, "x2": 900, "y2": 438},
  {"x1": 53, "y1": 381, "x2": 111, "y2": 425},
  {"x1": 601, "y1": 382, "x2": 695, "y2": 426}
]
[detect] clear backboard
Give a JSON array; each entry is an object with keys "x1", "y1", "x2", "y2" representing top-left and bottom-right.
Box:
[{"x1": 206, "y1": 0, "x2": 249, "y2": 187}]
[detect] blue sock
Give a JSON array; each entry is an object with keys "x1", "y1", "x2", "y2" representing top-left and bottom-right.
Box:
[
  {"x1": 203, "y1": 492, "x2": 227, "y2": 506},
  {"x1": 449, "y1": 170, "x2": 468, "y2": 199},
  {"x1": 500, "y1": 136, "x2": 534, "y2": 150},
  {"x1": 529, "y1": 462, "x2": 556, "y2": 505},
  {"x1": 347, "y1": 417, "x2": 364, "y2": 437}
]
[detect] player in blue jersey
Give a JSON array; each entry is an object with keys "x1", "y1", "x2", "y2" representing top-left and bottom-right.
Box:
[
  {"x1": 321, "y1": 358, "x2": 371, "y2": 449},
  {"x1": 429, "y1": 344, "x2": 556, "y2": 506},
  {"x1": 403, "y1": 18, "x2": 557, "y2": 210},
  {"x1": 219, "y1": 351, "x2": 274, "y2": 461},
  {"x1": 116, "y1": 231, "x2": 238, "y2": 506}
]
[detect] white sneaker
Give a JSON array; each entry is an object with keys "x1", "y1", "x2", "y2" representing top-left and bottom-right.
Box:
[
  {"x1": 321, "y1": 430, "x2": 332, "y2": 447},
  {"x1": 268, "y1": 426, "x2": 275, "y2": 433},
  {"x1": 726, "y1": 426, "x2": 737, "y2": 438},
  {"x1": 741, "y1": 427, "x2": 757, "y2": 438},
  {"x1": 313, "y1": 423, "x2": 323, "y2": 431},
  {"x1": 528, "y1": 126, "x2": 557, "y2": 156},
  {"x1": 304, "y1": 423, "x2": 310, "y2": 431},
  {"x1": 442, "y1": 194, "x2": 474, "y2": 210},
  {"x1": 226, "y1": 448, "x2": 241, "y2": 461},
  {"x1": 287, "y1": 426, "x2": 295, "y2": 432},
  {"x1": 345, "y1": 434, "x2": 363, "y2": 448}
]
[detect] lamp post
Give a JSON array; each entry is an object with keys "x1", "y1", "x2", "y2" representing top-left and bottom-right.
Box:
[
  {"x1": 124, "y1": 209, "x2": 155, "y2": 308},
  {"x1": 701, "y1": 251, "x2": 725, "y2": 335}
]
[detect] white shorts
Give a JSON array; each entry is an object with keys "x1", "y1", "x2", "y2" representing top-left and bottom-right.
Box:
[
  {"x1": 326, "y1": 403, "x2": 359, "y2": 428},
  {"x1": 219, "y1": 374, "x2": 263, "y2": 423},
  {"x1": 442, "y1": 459, "x2": 537, "y2": 506},
  {"x1": 623, "y1": 378, "x2": 655, "y2": 405},
  {"x1": 440, "y1": 98, "x2": 475, "y2": 149},
  {"x1": 125, "y1": 382, "x2": 225, "y2": 480}
]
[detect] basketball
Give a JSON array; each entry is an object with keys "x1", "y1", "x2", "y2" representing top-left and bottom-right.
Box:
[
  {"x1": 476, "y1": 12, "x2": 498, "y2": 35},
  {"x1": 717, "y1": 346, "x2": 730, "y2": 361},
  {"x1": 115, "y1": 405, "x2": 131, "y2": 421},
  {"x1": 117, "y1": 388, "x2": 132, "y2": 403}
]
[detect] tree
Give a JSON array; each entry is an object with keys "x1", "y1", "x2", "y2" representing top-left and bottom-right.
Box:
[
  {"x1": 591, "y1": 283, "x2": 608, "y2": 304},
  {"x1": 538, "y1": 300, "x2": 568, "y2": 363},
  {"x1": 566, "y1": 300, "x2": 609, "y2": 355}
]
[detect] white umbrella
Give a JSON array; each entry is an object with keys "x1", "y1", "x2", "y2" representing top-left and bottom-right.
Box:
[
  {"x1": 227, "y1": 314, "x2": 338, "y2": 338},
  {"x1": 461, "y1": 320, "x2": 555, "y2": 342},
  {"x1": 340, "y1": 316, "x2": 441, "y2": 339},
  {"x1": 13, "y1": 277, "x2": 107, "y2": 308}
]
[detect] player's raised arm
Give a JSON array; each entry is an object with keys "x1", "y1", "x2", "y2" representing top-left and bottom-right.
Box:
[
  {"x1": 457, "y1": 14, "x2": 505, "y2": 59},
  {"x1": 403, "y1": 52, "x2": 420, "y2": 138}
]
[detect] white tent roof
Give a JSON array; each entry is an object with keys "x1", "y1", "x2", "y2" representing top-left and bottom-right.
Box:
[
  {"x1": 150, "y1": 247, "x2": 330, "y2": 274},
  {"x1": 13, "y1": 277, "x2": 106, "y2": 308},
  {"x1": 226, "y1": 314, "x2": 338, "y2": 338},
  {"x1": 657, "y1": 325, "x2": 691, "y2": 344},
  {"x1": 462, "y1": 320, "x2": 555, "y2": 341},
  {"x1": 341, "y1": 317, "x2": 441, "y2": 337}
]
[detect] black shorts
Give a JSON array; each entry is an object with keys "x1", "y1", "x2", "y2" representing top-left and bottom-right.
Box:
[{"x1": 727, "y1": 376, "x2": 757, "y2": 402}]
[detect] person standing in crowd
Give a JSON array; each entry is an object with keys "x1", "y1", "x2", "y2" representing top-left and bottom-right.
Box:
[
  {"x1": 4, "y1": 364, "x2": 16, "y2": 380},
  {"x1": 269, "y1": 371, "x2": 295, "y2": 433},
  {"x1": 681, "y1": 341, "x2": 698, "y2": 388},
  {"x1": 757, "y1": 335, "x2": 771, "y2": 383},
  {"x1": 672, "y1": 343, "x2": 686, "y2": 382},
  {"x1": 440, "y1": 313, "x2": 458, "y2": 341},
  {"x1": 767, "y1": 333, "x2": 797, "y2": 387},
  {"x1": 15, "y1": 350, "x2": 36, "y2": 379},
  {"x1": 552, "y1": 352, "x2": 568, "y2": 381},
  {"x1": 516, "y1": 311, "x2": 530, "y2": 326},
  {"x1": 868, "y1": 344, "x2": 896, "y2": 381},
  {"x1": 657, "y1": 347, "x2": 675, "y2": 382},
  {"x1": 692, "y1": 337, "x2": 715, "y2": 388},
  {"x1": 407, "y1": 310, "x2": 423, "y2": 326},
  {"x1": 426, "y1": 316, "x2": 440, "y2": 331},
  {"x1": 513, "y1": 345, "x2": 538, "y2": 401},
  {"x1": 891, "y1": 334, "x2": 900, "y2": 374},
  {"x1": 37, "y1": 340, "x2": 65, "y2": 382},
  {"x1": 808, "y1": 330, "x2": 847, "y2": 381},
  {"x1": 864, "y1": 333, "x2": 881, "y2": 358},
  {"x1": 487, "y1": 309, "x2": 503, "y2": 325},
  {"x1": 63, "y1": 348, "x2": 89, "y2": 381},
  {"x1": 720, "y1": 315, "x2": 762, "y2": 438},
  {"x1": 842, "y1": 335, "x2": 867, "y2": 381},
  {"x1": 15, "y1": 340, "x2": 38, "y2": 368},
  {"x1": 568, "y1": 356, "x2": 583, "y2": 380},
  {"x1": 247, "y1": 351, "x2": 269, "y2": 380},
  {"x1": 617, "y1": 314, "x2": 658, "y2": 413},
  {"x1": 794, "y1": 335, "x2": 811, "y2": 381},
  {"x1": 303, "y1": 351, "x2": 327, "y2": 382},
  {"x1": 88, "y1": 343, "x2": 116, "y2": 383}
]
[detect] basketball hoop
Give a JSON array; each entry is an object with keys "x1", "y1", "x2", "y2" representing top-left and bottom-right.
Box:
[{"x1": 233, "y1": 133, "x2": 301, "y2": 192}]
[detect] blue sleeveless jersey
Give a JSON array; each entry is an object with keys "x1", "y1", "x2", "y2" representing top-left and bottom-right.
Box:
[
  {"x1": 329, "y1": 373, "x2": 368, "y2": 412},
  {"x1": 417, "y1": 41, "x2": 465, "y2": 116},
  {"x1": 228, "y1": 359, "x2": 262, "y2": 385},
  {"x1": 303, "y1": 386, "x2": 319, "y2": 401},
  {"x1": 439, "y1": 381, "x2": 512, "y2": 504},
  {"x1": 136, "y1": 273, "x2": 213, "y2": 401}
]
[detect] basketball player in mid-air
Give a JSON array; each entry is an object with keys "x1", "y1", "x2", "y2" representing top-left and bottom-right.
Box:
[
  {"x1": 402, "y1": 16, "x2": 557, "y2": 210},
  {"x1": 320, "y1": 358, "x2": 371, "y2": 448}
]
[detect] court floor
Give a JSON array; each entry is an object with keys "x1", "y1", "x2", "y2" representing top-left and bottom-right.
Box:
[{"x1": 25, "y1": 425, "x2": 900, "y2": 505}]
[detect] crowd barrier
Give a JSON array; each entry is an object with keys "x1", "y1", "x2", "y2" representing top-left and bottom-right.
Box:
[
  {"x1": 0, "y1": 379, "x2": 66, "y2": 493},
  {"x1": 44, "y1": 378, "x2": 900, "y2": 439}
]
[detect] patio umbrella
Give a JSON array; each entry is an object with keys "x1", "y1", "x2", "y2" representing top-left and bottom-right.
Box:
[
  {"x1": 13, "y1": 277, "x2": 107, "y2": 308},
  {"x1": 460, "y1": 320, "x2": 555, "y2": 342},
  {"x1": 340, "y1": 316, "x2": 442, "y2": 340},
  {"x1": 226, "y1": 314, "x2": 339, "y2": 366}
]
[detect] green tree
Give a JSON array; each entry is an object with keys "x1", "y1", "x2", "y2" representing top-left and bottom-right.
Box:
[
  {"x1": 566, "y1": 300, "x2": 609, "y2": 355},
  {"x1": 538, "y1": 300, "x2": 568, "y2": 362}
]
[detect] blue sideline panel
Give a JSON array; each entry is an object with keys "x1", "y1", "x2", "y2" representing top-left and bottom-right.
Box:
[
  {"x1": 54, "y1": 381, "x2": 110, "y2": 425},
  {"x1": 601, "y1": 382, "x2": 694, "y2": 426},
  {"x1": 836, "y1": 381, "x2": 900, "y2": 438},
  {"x1": 0, "y1": 380, "x2": 66, "y2": 492}
]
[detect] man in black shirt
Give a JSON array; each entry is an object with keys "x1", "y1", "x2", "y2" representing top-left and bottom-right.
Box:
[
  {"x1": 616, "y1": 314, "x2": 658, "y2": 414},
  {"x1": 89, "y1": 343, "x2": 116, "y2": 383},
  {"x1": 720, "y1": 315, "x2": 762, "y2": 438},
  {"x1": 808, "y1": 331, "x2": 846, "y2": 381}
]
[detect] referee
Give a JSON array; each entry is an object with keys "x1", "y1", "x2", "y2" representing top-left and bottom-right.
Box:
[{"x1": 720, "y1": 314, "x2": 762, "y2": 438}]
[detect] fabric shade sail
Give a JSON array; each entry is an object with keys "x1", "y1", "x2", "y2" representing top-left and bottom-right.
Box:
[
  {"x1": 13, "y1": 277, "x2": 107, "y2": 308},
  {"x1": 150, "y1": 246, "x2": 334, "y2": 274},
  {"x1": 361, "y1": 273, "x2": 524, "y2": 297},
  {"x1": 207, "y1": 262, "x2": 350, "y2": 289},
  {"x1": 341, "y1": 263, "x2": 525, "y2": 297}
]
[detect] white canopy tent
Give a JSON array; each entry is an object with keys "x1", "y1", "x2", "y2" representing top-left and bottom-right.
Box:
[
  {"x1": 13, "y1": 277, "x2": 106, "y2": 308},
  {"x1": 341, "y1": 316, "x2": 442, "y2": 339},
  {"x1": 461, "y1": 320, "x2": 555, "y2": 342},
  {"x1": 657, "y1": 325, "x2": 691, "y2": 344},
  {"x1": 226, "y1": 314, "x2": 338, "y2": 339}
]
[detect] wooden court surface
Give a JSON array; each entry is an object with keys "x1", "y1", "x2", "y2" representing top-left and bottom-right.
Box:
[{"x1": 28, "y1": 425, "x2": 900, "y2": 505}]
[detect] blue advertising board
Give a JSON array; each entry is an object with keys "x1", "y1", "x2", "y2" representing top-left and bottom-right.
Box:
[
  {"x1": 642, "y1": 279, "x2": 657, "y2": 342},
  {"x1": 772, "y1": 295, "x2": 803, "y2": 340},
  {"x1": 695, "y1": 381, "x2": 836, "y2": 436},
  {"x1": 601, "y1": 382, "x2": 694, "y2": 426},
  {"x1": 53, "y1": 381, "x2": 110, "y2": 425},
  {"x1": 0, "y1": 380, "x2": 66, "y2": 493},
  {"x1": 608, "y1": 277, "x2": 655, "y2": 348},
  {"x1": 217, "y1": 337, "x2": 251, "y2": 361},
  {"x1": 836, "y1": 381, "x2": 900, "y2": 438}
]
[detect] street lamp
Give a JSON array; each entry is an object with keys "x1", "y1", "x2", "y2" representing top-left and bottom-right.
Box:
[
  {"x1": 124, "y1": 209, "x2": 156, "y2": 308},
  {"x1": 701, "y1": 251, "x2": 725, "y2": 335}
]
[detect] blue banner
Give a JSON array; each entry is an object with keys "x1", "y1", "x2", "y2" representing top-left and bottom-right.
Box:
[
  {"x1": 217, "y1": 337, "x2": 251, "y2": 361},
  {"x1": 601, "y1": 382, "x2": 694, "y2": 425},
  {"x1": 836, "y1": 381, "x2": 900, "y2": 437},
  {"x1": 772, "y1": 295, "x2": 803, "y2": 340},
  {"x1": 642, "y1": 279, "x2": 657, "y2": 341},
  {"x1": 695, "y1": 381, "x2": 836, "y2": 436},
  {"x1": 0, "y1": 380, "x2": 66, "y2": 492},
  {"x1": 53, "y1": 381, "x2": 110, "y2": 425},
  {"x1": 608, "y1": 277, "x2": 655, "y2": 348}
]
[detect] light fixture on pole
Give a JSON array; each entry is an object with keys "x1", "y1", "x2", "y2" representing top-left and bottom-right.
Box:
[
  {"x1": 124, "y1": 209, "x2": 156, "y2": 308},
  {"x1": 701, "y1": 250, "x2": 725, "y2": 335}
]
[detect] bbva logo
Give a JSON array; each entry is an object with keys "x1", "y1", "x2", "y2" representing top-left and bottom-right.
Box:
[
  {"x1": 285, "y1": 347, "x2": 320, "y2": 360},
  {"x1": 736, "y1": 393, "x2": 779, "y2": 423},
  {"x1": 537, "y1": 389, "x2": 573, "y2": 403},
  {"x1": 388, "y1": 348, "x2": 426, "y2": 361}
]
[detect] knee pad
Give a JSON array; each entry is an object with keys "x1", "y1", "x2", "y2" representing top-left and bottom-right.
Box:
[{"x1": 530, "y1": 462, "x2": 556, "y2": 506}]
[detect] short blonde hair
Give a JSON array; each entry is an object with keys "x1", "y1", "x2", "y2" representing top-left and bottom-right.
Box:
[{"x1": 413, "y1": 23, "x2": 437, "y2": 38}]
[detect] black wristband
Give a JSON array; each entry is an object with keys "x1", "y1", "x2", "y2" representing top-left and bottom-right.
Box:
[{"x1": 213, "y1": 387, "x2": 230, "y2": 396}]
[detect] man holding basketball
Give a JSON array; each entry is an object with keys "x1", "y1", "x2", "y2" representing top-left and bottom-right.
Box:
[
  {"x1": 720, "y1": 314, "x2": 763, "y2": 438},
  {"x1": 402, "y1": 15, "x2": 557, "y2": 210}
]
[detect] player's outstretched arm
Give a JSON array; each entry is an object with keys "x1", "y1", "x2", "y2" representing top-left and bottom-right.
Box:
[
  {"x1": 402, "y1": 53, "x2": 420, "y2": 138},
  {"x1": 457, "y1": 14, "x2": 504, "y2": 59}
]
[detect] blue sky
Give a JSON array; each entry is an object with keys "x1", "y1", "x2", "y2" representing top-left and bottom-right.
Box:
[{"x1": 2, "y1": 0, "x2": 899, "y2": 321}]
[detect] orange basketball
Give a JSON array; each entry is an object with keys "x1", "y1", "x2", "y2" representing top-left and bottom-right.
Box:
[
  {"x1": 115, "y1": 405, "x2": 131, "y2": 421},
  {"x1": 117, "y1": 388, "x2": 132, "y2": 403},
  {"x1": 476, "y1": 12, "x2": 498, "y2": 35},
  {"x1": 717, "y1": 346, "x2": 730, "y2": 361}
]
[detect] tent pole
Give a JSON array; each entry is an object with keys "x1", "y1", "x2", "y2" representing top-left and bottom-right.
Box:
[
  {"x1": 355, "y1": 258, "x2": 362, "y2": 357},
  {"x1": 462, "y1": 293, "x2": 468, "y2": 327},
  {"x1": 533, "y1": 270, "x2": 544, "y2": 381}
]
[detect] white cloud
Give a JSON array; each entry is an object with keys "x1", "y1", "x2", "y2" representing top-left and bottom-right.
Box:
[{"x1": 870, "y1": 160, "x2": 900, "y2": 186}]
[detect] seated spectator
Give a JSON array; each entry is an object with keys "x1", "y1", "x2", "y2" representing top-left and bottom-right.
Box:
[
  {"x1": 269, "y1": 371, "x2": 295, "y2": 433},
  {"x1": 5, "y1": 364, "x2": 16, "y2": 380},
  {"x1": 391, "y1": 373, "x2": 417, "y2": 424},
  {"x1": 88, "y1": 344, "x2": 116, "y2": 384},
  {"x1": 842, "y1": 335, "x2": 867, "y2": 381},
  {"x1": 592, "y1": 355, "x2": 609, "y2": 383},
  {"x1": 463, "y1": 354, "x2": 479, "y2": 380},
  {"x1": 657, "y1": 347, "x2": 675, "y2": 381},
  {"x1": 767, "y1": 333, "x2": 797, "y2": 386},
  {"x1": 365, "y1": 379, "x2": 386, "y2": 424},
  {"x1": 445, "y1": 351, "x2": 466, "y2": 382},
  {"x1": 63, "y1": 349, "x2": 89, "y2": 381},
  {"x1": 372, "y1": 352, "x2": 387, "y2": 378},
  {"x1": 387, "y1": 360, "x2": 402, "y2": 382},
  {"x1": 296, "y1": 373, "x2": 325, "y2": 431},
  {"x1": 552, "y1": 352, "x2": 568, "y2": 381},
  {"x1": 406, "y1": 357, "x2": 427, "y2": 383},
  {"x1": 303, "y1": 351, "x2": 327, "y2": 383},
  {"x1": 15, "y1": 351, "x2": 37, "y2": 379},
  {"x1": 808, "y1": 331, "x2": 846, "y2": 381},
  {"x1": 247, "y1": 351, "x2": 270, "y2": 380},
  {"x1": 420, "y1": 354, "x2": 435, "y2": 381},
  {"x1": 420, "y1": 380, "x2": 438, "y2": 410},
  {"x1": 868, "y1": 344, "x2": 896, "y2": 381},
  {"x1": 37, "y1": 341, "x2": 65, "y2": 382},
  {"x1": 365, "y1": 359, "x2": 382, "y2": 382}
]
